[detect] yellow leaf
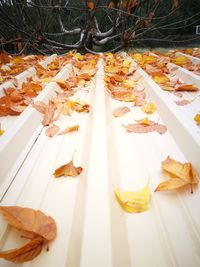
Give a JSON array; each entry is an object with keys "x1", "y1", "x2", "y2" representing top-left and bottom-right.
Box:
[
  {"x1": 141, "y1": 103, "x2": 156, "y2": 114},
  {"x1": 152, "y1": 73, "x2": 170, "y2": 84},
  {"x1": 194, "y1": 113, "x2": 200, "y2": 125},
  {"x1": 136, "y1": 117, "x2": 153, "y2": 126},
  {"x1": 172, "y1": 56, "x2": 189, "y2": 66},
  {"x1": 143, "y1": 55, "x2": 157, "y2": 64},
  {"x1": 114, "y1": 182, "x2": 151, "y2": 213},
  {"x1": 0, "y1": 129, "x2": 5, "y2": 136},
  {"x1": 123, "y1": 60, "x2": 131, "y2": 68},
  {"x1": 132, "y1": 53, "x2": 142, "y2": 62},
  {"x1": 74, "y1": 53, "x2": 84, "y2": 60},
  {"x1": 40, "y1": 77, "x2": 52, "y2": 83},
  {"x1": 123, "y1": 79, "x2": 137, "y2": 88}
]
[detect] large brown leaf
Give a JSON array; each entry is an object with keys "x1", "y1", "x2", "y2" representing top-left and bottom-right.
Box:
[
  {"x1": 54, "y1": 159, "x2": 83, "y2": 178},
  {"x1": 0, "y1": 237, "x2": 43, "y2": 263},
  {"x1": 0, "y1": 206, "x2": 56, "y2": 241}
]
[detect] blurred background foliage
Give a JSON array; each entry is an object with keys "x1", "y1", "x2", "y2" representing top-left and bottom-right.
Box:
[{"x1": 0, "y1": 0, "x2": 200, "y2": 54}]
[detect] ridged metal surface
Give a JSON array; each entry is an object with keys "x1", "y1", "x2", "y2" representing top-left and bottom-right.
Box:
[{"x1": 0, "y1": 54, "x2": 200, "y2": 267}]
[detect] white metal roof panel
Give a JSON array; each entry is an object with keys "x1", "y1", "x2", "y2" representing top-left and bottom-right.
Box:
[{"x1": 0, "y1": 54, "x2": 200, "y2": 267}]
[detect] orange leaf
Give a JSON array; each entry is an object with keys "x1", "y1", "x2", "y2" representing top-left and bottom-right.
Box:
[
  {"x1": 155, "y1": 156, "x2": 199, "y2": 193},
  {"x1": 58, "y1": 125, "x2": 79, "y2": 135},
  {"x1": 112, "y1": 106, "x2": 130, "y2": 117},
  {"x1": 0, "y1": 50, "x2": 10, "y2": 64},
  {"x1": 54, "y1": 159, "x2": 83, "y2": 178},
  {"x1": 0, "y1": 237, "x2": 43, "y2": 263},
  {"x1": 87, "y1": 2, "x2": 95, "y2": 9},
  {"x1": 176, "y1": 84, "x2": 198, "y2": 91}
]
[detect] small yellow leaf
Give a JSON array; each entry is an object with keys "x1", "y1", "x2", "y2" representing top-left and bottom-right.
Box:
[
  {"x1": 136, "y1": 117, "x2": 153, "y2": 126},
  {"x1": 123, "y1": 80, "x2": 137, "y2": 88},
  {"x1": 141, "y1": 103, "x2": 156, "y2": 114},
  {"x1": 74, "y1": 53, "x2": 84, "y2": 60},
  {"x1": 0, "y1": 129, "x2": 5, "y2": 136},
  {"x1": 123, "y1": 60, "x2": 131, "y2": 68},
  {"x1": 40, "y1": 77, "x2": 52, "y2": 83},
  {"x1": 172, "y1": 56, "x2": 189, "y2": 66},
  {"x1": 152, "y1": 73, "x2": 169, "y2": 84},
  {"x1": 132, "y1": 53, "x2": 142, "y2": 62},
  {"x1": 114, "y1": 182, "x2": 151, "y2": 213},
  {"x1": 194, "y1": 113, "x2": 200, "y2": 125}
]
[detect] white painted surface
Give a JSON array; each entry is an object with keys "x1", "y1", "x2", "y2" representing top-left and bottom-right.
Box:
[{"x1": 0, "y1": 56, "x2": 200, "y2": 267}]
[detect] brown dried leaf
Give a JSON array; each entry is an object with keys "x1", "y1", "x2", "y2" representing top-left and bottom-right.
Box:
[
  {"x1": 176, "y1": 84, "x2": 198, "y2": 91},
  {"x1": 0, "y1": 237, "x2": 43, "y2": 263},
  {"x1": 58, "y1": 125, "x2": 79, "y2": 135},
  {"x1": 54, "y1": 159, "x2": 82, "y2": 178},
  {"x1": 112, "y1": 106, "x2": 130, "y2": 117},
  {"x1": 0, "y1": 206, "x2": 56, "y2": 241},
  {"x1": 42, "y1": 101, "x2": 56, "y2": 126},
  {"x1": 123, "y1": 120, "x2": 167, "y2": 134},
  {"x1": 45, "y1": 124, "x2": 60, "y2": 137},
  {"x1": 174, "y1": 99, "x2": 191, "y2": 106},
  {"x1": 32, "y1": 101, "x2": 47, "y2": 114}
]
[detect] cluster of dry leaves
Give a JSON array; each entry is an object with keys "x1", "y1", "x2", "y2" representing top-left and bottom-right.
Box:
[
  {"x1": 34, "y1": 53, "x2": 99, "y2": 179},
  {"x1": 0, "y1": 51, "x2": 44, "y2": 85},
  {"x1": 0, "y1": 54, "x2": 74, "y2": 117},
  {"x1": 174, "y1": 48, "x2": 200, "y2": 60},
  {"x1": 0, "y1": 78, "x2": 43, "y2": 116},
  {"x1": 131, "y1": 51, "x2": 200, "y2": 125},
  {"x1": 0, "y1": 51, "x2": 199, "y2": 264},
  {"x1": 164, "y1": 50, "x2": 200, "y2": 75},
  {"x1": 104, "y1": 53, "x2": 167, "y2": 135},
  {"x1": 0, "y1": 206, "x2": 56, "y2": 263},
  {"x1": 33, "y1": 52, "x2": 99, "y2": 139},
  {"x1": 103, "y1": 52, "x2": 199, "y2": 213},
  {"x1": 131, "y1": 51, "x2": 199, "y2": 92}
]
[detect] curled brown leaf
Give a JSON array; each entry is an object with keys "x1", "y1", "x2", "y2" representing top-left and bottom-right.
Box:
[{"x1": 0, "y1": 237, "x2": 43, "y2": 263}]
